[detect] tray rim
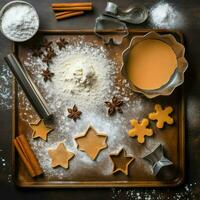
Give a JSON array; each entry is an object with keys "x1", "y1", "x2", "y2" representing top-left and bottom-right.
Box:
[{"x1": 11, "y1": 29, "x2": 185, "y2": 188}]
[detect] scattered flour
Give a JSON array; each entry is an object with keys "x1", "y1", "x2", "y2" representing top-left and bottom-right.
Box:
[
  {"x1": 112, "y1": 181, "x2": 200, "y2": 200},
  {"x1": 7, "y1": 174, "x2": 12, "y2": 183},
  {"x1": 0, "y1": 65, "x2": 12, "y2": 110},
  {"x1": 0, "y1": 156, "x2": 6, "y2": 167},
  {"x1": 0, "y1": 150, "x2": 13, "y2": 183},
  {"x1": 0, "y1": 66, "x2": 13, "y2": 183}
]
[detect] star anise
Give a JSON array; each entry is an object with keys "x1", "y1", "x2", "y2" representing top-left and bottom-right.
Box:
[
  {"x1": 47, "y1": 48, "x2": 56, "y2": 59},
  {"x1": 105, "y1": 96, "x2": 123, "y2": 116},
  {"x1": 42, "y1": 38, "x2": 52, "y2": 50},
  {"x1": 41, "y1": 68, "x2": 54, "y2": 82},
  {"x1": 32, "y1": 47, "x2": 43, "y2": 57},
  {"x1": 56, "y1": 38, "x2": 68, "y2": 50},
  {"x1": 42, "y1": 53, "x2": 52, "y2": 65},
  {"x1": 67, "y1": 105, "x2": 82, "y2": 122},
  {"x1": 42, "y1": 48, "x2": 56, "y2": 66}
]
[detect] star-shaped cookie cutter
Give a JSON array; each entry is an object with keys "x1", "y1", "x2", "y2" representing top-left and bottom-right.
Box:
[{"x1": 143, "y1": 144, "x2": 173, "y2": 176}]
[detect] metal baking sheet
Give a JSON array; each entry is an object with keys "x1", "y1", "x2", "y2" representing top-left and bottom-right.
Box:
[{"x1": 12, "y1": 29, "x2": 185, "y2": 187}]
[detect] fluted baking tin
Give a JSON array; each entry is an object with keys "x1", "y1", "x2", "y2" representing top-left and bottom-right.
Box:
[{"x1": 121, "y1": 31, "x2": 188, "y2": 98}]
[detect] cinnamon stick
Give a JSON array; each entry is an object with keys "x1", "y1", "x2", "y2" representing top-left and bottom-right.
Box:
[
  {"x1": 56, "y1": 11, "x2": 84, "y2": 20},
  {"x1": 52, "y1": 2, "x2": 92, "y2": 8},
  {"x1": 13, "y1": 135, "x2": 43, "y2": 177},
  {"x1": 52, "y1": 6, "x2": 92, "y2": 11},
  {"x1": 55, "y1": 11, "x2": 73, "y2": 17}
]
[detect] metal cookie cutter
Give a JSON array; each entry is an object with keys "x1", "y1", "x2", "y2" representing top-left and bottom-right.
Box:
[
  {"x1": 94, "y1": 15, "x2": 128, "y2": 45},
  {"x1": 104, "y1": 1, "x2": 148, "y2": 24},
  {"x1": 143, "y1": 144, "x2": 173, "y2": 176}
]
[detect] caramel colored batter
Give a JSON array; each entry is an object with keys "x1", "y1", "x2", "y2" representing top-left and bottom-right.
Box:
[{"x1": 127, "y1": 39, "x2": 177, "y2": 90}]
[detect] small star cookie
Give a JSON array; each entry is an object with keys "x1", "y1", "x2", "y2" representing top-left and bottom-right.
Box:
[
  {"x1": 148, "y1": 104, "x2": 174, "y2": 128},
  {"x1": 48, "y1": 143, "x2": 74, "y2": 169},
  {"x1": 128, "y1": 118, "x2": 153, "y2": 144},
  {"x1": 110, "y1": 148, "x2": 135, "y2": 176},
  {"x1": 29, "y1": 119, "x2": 53, "y2": 141}
]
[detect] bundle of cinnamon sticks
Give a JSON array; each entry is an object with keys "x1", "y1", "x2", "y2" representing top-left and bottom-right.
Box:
[
  {"x1": 13, "y1": 135, "x2": 43, "y2": 177},
  {"x1": 51, "y1": 2, "x2": 93, "y2": 20}
]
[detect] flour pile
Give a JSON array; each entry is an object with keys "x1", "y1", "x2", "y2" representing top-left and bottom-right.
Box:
[
  {"x1": 48, "y1": 44, "x2": 114, "y2": 108},
  {"x1": 150, "y1": 2, "x2": 183, "y2": 28}
]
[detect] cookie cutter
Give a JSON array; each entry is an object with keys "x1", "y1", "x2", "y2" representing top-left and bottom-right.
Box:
[
  {"x1": 143, "y1": 144, "x2": 173, "y2": 176},
  {"x1": 94, "y1": 15, "x2": 128, "y2": 45},
  {"x1": 5, "y1": 54, "x2": 53, "y2": 119},
  {"x1": 104, "y1": 1, "x2": 148, "y2": 24}
]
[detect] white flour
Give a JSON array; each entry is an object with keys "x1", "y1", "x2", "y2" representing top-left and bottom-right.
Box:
[
  {"x1": 47, "y1": 43, "x2": 115, "y2": 107},
  {"x1": 1, "y1": 4, "x2": 39, "y2": 41},
  {"x1": 150, "y1": 2, "x2": 183, "y2": 28}
]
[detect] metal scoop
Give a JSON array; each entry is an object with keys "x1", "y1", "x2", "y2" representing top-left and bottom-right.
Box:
[{"x1": 104, "y1": 1, "x2": 148, "y2": 24}]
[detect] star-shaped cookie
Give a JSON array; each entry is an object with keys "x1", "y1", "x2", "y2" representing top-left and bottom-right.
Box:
[
  {"x1": 148, "y1": 104, "x2": 174, "y2": 128},
  {"x1": 29, "y1": 119, "x2": 53, "y2": 141},
  {"x1": 48, "y1": 143, "x2": 74, "y2": 169},
  {"x1": 110, "y1": 148, "x2": 135, "y2": 175},
  {"x1": 75, "y1": 126, "x2": 107, "y2": 160},
  {"x1": 128, "y1": 118, "x2": 153, "y2": 144}
]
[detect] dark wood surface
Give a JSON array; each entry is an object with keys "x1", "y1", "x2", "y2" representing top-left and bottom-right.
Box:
[{"x1": 0, "y1": 0, "x2": 200, "y2": 199}]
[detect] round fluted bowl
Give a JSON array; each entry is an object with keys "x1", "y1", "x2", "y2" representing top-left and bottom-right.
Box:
[{"x1": 121, "y1": 31, "x2": 188, "y2": 98}]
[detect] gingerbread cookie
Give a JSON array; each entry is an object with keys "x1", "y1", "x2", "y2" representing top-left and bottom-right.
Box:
[
  {"x1": 128, "y1": 118, "x2": 153, "y2": 144},
  {"x1": 75, "y1": 126, "x2": 107, "y2": 160},
  {"x1": 148, "y1": 104, "x2": 174, "y2": 128},
  {"x1": 48, "y1": 143, "x2": 74, "y2": 169},
  {"x1": 109, "y1": 148, "x2": 135, "y2": 176},
  {"x1": 29, "y1": 119, "x2": 53, "y2": 141}
]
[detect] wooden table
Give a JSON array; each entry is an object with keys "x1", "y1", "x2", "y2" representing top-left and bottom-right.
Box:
[{"x1": 0, "y1": 0, "x2": 200, "y2": 199}]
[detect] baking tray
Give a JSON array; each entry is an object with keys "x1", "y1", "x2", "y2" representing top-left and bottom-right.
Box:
[{"x1": 12, "y1": 29, "x2": 185, "y2": 187}]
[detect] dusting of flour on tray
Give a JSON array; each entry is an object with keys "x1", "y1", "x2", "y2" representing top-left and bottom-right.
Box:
[{"x1": 19, "y1": 37, "x2": 146, "y2": 179}]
